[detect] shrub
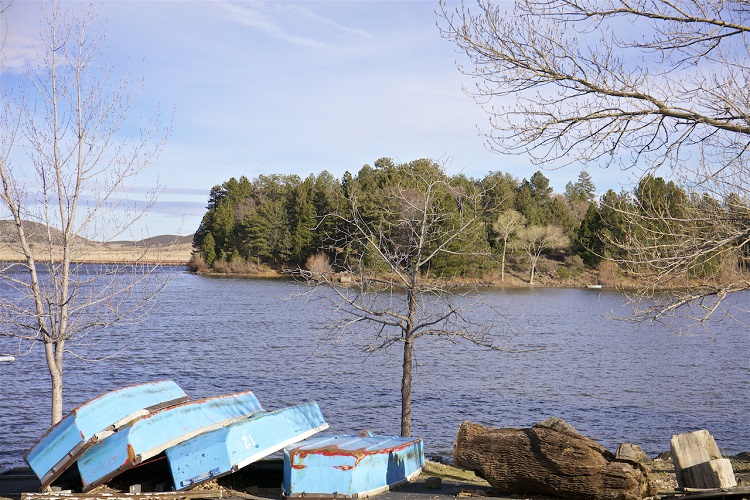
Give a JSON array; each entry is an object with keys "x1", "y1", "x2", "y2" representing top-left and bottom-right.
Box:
[
  {"x1": 187, "y1": 253, "x2": 208, "y2": 273},
  {"x1": 305, "y1": 252, "x2": 332, "y2": 274},
  {"x1": 562, "y1": 255, "x2": 585, "y2": 278},
  {"x1": 597, "y1": 260, "x2": 619, "y2": 286}
]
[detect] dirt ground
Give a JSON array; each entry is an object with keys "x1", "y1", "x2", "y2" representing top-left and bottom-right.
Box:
[
  {"x1": 3, "y1": 456, "x2": 749, "y2": 500},
  {"x1": 155, "y1": 456, "x2": 750, "y2": 500},
  {"x1": 648, "y1": 455, "x2": 750, "y2": 494}
]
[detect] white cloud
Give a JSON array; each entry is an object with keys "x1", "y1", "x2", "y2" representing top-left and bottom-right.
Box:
[
  {"x1": 1, "y1": 1, "x2": 45, "y2": 74},
  {"x1": 215, "y1": 1, "x2": 327, "y2": 48},
  {"x1": 214, "y1": 0, "x2": 375, "y2": 50},
  {"x1": 282, "y1": 3, "x2": 374, "y2": 41}
]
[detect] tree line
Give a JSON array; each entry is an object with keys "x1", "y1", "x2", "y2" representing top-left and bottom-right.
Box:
[{"x1": 191, "y1": 157, "x2": 746, "y2": 286}]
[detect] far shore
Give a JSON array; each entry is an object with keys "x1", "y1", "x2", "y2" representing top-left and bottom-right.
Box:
[
  {"x1": 189, "y1": 267, "x2": 621, "y2": 290},
  {"x1": 0, "y1": 242, "x2": 193, "y2": 266},
  {"x1": 2, "y1": 246, "x2": 737, "y2": 292}
]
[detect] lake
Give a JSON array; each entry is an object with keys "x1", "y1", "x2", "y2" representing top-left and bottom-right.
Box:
[{"x1": 1, "y1": 269, "x2": 748, "y2": 471}]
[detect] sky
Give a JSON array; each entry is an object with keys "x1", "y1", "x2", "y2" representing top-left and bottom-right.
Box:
[{"x1": 1, "y1": 0, "x2": 638, "y2": 237}]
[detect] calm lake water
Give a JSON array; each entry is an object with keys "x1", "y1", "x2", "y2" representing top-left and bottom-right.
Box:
[{"x1": 1, "y1": 269, "x2": 748, "y2": 471}]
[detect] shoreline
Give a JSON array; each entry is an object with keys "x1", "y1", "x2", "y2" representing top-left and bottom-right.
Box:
[{"x1": 188, "y1": 267, "x2": 632, "y2": 290}]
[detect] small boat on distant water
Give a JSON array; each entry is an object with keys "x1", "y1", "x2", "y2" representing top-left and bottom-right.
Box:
[
  {"x1": 0, "y1": 356, "x2": 14, "y2": 362},
  {"x1": 24, "y1": 380, "x2": 188, "y2": 489},
  {"x1": 76, "y1": 391, "x2": 263, "y2": 492},
  {"x1": 283, "y1": 432, "x2": 425, "y2": 498},
  {"x1": 585, "y1": 284, "x2": 603, "y2": 289},
  {"x1": 167, "y1": 401, "x2": 329, "y2": 490}
]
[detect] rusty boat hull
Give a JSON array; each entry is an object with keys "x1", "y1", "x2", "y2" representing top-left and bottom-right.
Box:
[
  {"x1": 24, "y1": 380, "x2": 188, "y2": 489},
  {"x1": 282, "y1": 433, "x2": 424, "y2": 498},
  {"x1": 76, "y1": 391, "x2": 263, "y2": 492},
  {"x1": 166, "y1": 401, "x2": 329, "y2": 490}
]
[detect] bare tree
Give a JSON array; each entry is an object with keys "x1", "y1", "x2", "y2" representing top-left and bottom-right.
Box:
[
  {"x1": 514, "y1": 225, "x2": 568, "y2": 284},
  {"x1": 298, "y1": 160, "x2": 509, "y2": 437},
  {"x1": 491, "y1": 209, "x2": 525, "y2": 282},
  {"x1": 0, "y1": 1, "x2": 169, "y2": 424},
  {"x1": 603, "y1": 182, "x2": 750, "y2": 329},
  {"x1": 440, "y1": 0, "x2": 750, "y2": 324}
]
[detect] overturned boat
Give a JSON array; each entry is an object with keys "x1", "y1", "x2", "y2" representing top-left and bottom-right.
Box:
[
  {"x1": 167, "y1": 401, "x2": 328, "y2": 490},
  {"x1": 283, "y1": 432, "x2": 424, "y2": 498},
  {"x1": 76, "y1": 391, "x2": 263, "y2": 492},
  {"x1": 24, "y1": 380, "x2": 188, "y2": 489}
]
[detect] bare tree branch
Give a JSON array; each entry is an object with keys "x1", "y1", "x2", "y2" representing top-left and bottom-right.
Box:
[
  {"x1": 290, "y1": 159, "x2": 514, "y2": 437},
  {"x1": 440, "y1": 0, "x2": 750, "y2": 330},
  {"x1": 0, "y1": 1, "x2": 170, "y2": 424}
]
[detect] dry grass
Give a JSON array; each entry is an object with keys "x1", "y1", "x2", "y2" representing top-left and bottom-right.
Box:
[
  {"x1": 420, "y1": 461, "x2": 490, "y2": 485},
  {"x1": 0, "y1": 241, "x2": 193, "y2": 265}
]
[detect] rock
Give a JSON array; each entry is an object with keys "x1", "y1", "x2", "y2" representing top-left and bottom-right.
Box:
[
  {"x1": 616, "y1": 443, "x2": 652, "y2": 466},
  {"x1": 535, "y1": 417, "x2": 581, "y2": 437},
  {"x1": 424, "y1": 477, "x2": 442, "y2": 489},
  {"x1": 454, "y1": 421, "x2": 656, "y2": 500},
  {"x1": 655, "y1": 450, "x2": 672, "y2": 461}
]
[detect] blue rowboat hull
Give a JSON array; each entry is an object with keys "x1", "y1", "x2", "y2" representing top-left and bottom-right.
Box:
[
  {"x1": 283, "y1": 434, "x2": 425, "y2": 498},
  {"x1": 24, "y1": 380, "x2": 188, "y2": 488},
  {"x1": 77, "y1": 391, "x2": 263, "y2": 492},
  {"x1": 166, "y1": 401, "x2": 329, "y2": 490}
]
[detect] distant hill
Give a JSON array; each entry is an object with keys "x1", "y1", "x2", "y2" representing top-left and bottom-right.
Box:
[
  {"x1": 0, "y1": 219, "x2": 64, "y2": 244},
  {"x1": 0, "y1": 220, "x2": 194, "y2": 247},
  {"x1": 111, "y1": 235, "x2": 195, "y2": 247}
]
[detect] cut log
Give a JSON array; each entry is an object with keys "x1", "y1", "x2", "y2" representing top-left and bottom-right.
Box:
[
  {"x1": 670, "y1": 430, "x2": 736, "y2": 490},
  {"x1": 679, "y1": 459, "x2": 737, "y2": 490},
  {"x1": 454, "y1": 420, "x2": 656, "y2": 500}
]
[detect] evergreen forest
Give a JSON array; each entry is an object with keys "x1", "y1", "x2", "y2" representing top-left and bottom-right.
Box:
[{"x1": 191, "y1": 157, "x2": 740, "y2": 285}]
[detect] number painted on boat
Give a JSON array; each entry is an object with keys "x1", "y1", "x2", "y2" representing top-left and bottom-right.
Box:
[{"x1": 241, "y1": 433, "x2": 257, "y2": 449}]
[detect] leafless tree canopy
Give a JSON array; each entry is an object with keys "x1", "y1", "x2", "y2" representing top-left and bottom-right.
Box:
[
  {"x1": 600, "y1": 179, "x2": 750, "y2": 328},
  {"x1": 441, "y1": 0, "x2": 750, "y2": 327},
  {"x1": 491, "y1": 209, "x2": 526, "y2": 282},
  {"x1": 440, "y1": 0, "x2": 750, "y2": 174},
  {"x1": 514, "y1": 225, "x2": 569, "y2": 284},
  {"x1": 0, "y1": 1, "x2": 169, "y2": 423},
  {"x1": 296, "y1": 160, "x2": 514, "y2": 436}
]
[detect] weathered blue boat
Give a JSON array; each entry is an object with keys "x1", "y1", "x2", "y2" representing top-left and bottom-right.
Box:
[
  {"x1": 283, "y1": 433, "x2": 425, "y2": 498},
  {"x1": 76, "y1": 391, "x2": 263, "y2": 492},
  {"x1": 24, "y1": 380, "x2": 188, "y2": 489},
  {"x1": 166, "y1": 401, "x2": 329, "y2": 490}
]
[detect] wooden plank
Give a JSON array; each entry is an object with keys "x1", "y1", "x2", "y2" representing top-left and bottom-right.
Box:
[
  {"x1": 659, "y1": 486, "x2": 750, "y2": 499},
  {"x1": 21, "y1": 490, "x2": 224, "y2": 500}
]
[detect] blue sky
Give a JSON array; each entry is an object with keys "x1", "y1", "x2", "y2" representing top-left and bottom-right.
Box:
[{"x1": 2, "y1": 1, "x2": 637, "y2": 237}]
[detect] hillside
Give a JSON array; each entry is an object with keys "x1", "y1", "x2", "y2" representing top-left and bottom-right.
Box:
[
  {"x1": 0, "y1": 220, "x2": 194, "y2": 265},
  {"x1": 111, "y1": 234, "x2": 195, "y2": 246},
  {"x1": 0, "y1": 220, "x2": 64, "y2": 244}
]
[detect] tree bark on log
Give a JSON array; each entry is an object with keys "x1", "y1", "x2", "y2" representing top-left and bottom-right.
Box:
[{"x1": 454, "y1": 421, "x2": 656, "y2": 500}]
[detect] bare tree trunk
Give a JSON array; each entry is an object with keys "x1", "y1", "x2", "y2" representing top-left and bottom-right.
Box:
[
  {"x1": 500, "y1": 240, "x2": 507, "y2": 282},
  {"x1": 45, "y1": 342, "x2": 64, "y2": 425},
  {"x1": 401, "y1": 334, "x2": 413, "y2": 437},
  {"x1": 401, "y1": 284, "x2": 417, "y2": 437}
]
